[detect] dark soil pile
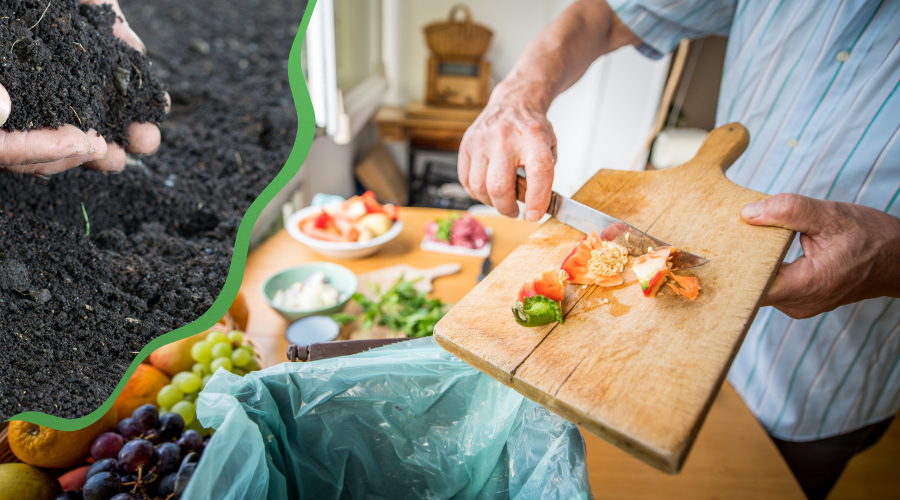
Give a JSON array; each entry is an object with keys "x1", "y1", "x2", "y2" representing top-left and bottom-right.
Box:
[
  {"x1": 0, "y1": 0, "x2": 305, "y2": 420},
  {"x1": 0, "y1": 0, "x2": 167, "y2": 145}
]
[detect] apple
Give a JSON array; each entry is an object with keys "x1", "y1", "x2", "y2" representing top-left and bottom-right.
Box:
[{"x1": 149, "y1": 333, "x2": 205, "y2": 377}]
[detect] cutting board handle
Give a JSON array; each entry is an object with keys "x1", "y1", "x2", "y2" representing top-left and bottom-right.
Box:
[{"x1": 688, "y1": 123, "x2": 750, "y2": 173}]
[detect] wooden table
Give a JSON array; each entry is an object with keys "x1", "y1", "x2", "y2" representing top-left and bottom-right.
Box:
[
  {"x1": 240, "y1": 207, "x2": 803, "y2": 498},
  {"x1": 241, "y1": 208, "x2": 536, "y2": 355}
]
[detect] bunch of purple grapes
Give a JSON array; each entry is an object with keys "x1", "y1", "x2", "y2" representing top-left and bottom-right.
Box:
[{"x1": 55, "y1": 404, "x2": 207, "y2": 500}]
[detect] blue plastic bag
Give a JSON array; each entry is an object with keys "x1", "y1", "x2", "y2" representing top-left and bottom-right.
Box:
[{"x1": 184, "y1": 338, "x2": 591, "y2": 500}]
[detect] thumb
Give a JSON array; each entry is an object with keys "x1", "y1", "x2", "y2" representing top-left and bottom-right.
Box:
[
  {"x1": 740, "y1": 193, "x2": 825, "y2": 235},
  {"x1": 0, "y1": 83, "x2": 10, "y2": 127}
]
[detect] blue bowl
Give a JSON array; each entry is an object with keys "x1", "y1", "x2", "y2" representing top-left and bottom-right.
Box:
[{"x1": 261, "y1": 262, "x2": 357, "y2": 321}]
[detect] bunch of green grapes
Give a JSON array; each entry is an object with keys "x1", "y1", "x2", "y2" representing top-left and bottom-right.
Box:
[{"x1": 156, "y1": 330, "x2": 259, "y2": 433}]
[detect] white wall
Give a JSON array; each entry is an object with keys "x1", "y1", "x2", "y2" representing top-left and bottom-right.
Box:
[
  {"x1": 382, "y1": 0, "x2": 555, "y2": 105},
  {"x1": 382, "y1": 0, "x2": 671, "y2": 197},
  {"x1": 548, "y1": 48, "x2": 670, "y2": 195}
]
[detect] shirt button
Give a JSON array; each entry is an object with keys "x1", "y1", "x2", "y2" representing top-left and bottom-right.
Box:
[
  {"x1": 787, "y1": 138, "x2": 799, "y2": 148},
  {"x1": 837, "y1": 51, "x2": 850, "y2": 62}
]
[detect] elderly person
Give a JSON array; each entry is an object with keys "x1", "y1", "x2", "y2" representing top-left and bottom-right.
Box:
[{"x1": 459, "y1": 1, "x2": 900, "y2": 498}]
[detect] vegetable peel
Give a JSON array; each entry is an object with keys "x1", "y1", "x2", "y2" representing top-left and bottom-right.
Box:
[
  {"x1": 667, "y1": 273, "x2": 701, "y2": 300},
  {"x1": 513, "y1": 294, "x2": 564, "y2": 327},
  {"x1": 513, "y1": 269, "x2": 566, "y2": 327}
]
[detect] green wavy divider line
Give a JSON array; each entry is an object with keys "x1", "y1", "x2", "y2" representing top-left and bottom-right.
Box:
[{"x1": 6, "y1": 0, "x2": 318, "y2": 431}]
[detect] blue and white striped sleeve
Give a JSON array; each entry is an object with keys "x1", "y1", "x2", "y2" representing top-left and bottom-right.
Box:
[{"x1": 606, "y1": 0, "x2": 738, "y2": 59}]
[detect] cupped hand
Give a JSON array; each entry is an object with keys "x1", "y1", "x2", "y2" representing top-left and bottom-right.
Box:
[
  {"x1": 0, "y1": 0, "x2": 163, "y2": 175},
  {"x1": 458, "y1": 80, "x2": 558, "y2": 221},
  {"x1": 742, "y1": 193, "x2": 900, "y2": 319}
]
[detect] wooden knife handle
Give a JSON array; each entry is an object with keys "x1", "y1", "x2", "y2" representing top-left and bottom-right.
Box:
[
  {"x1": 515, "y1": 173, "x2": 559, "y2": 215},
  {"x1": 515, "y1": 174, "x2": 528, "y2": 204}
]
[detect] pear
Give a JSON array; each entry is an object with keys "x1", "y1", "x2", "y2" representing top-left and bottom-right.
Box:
[{"x1": 0, "y1": 463, "x2": 62, "y2": 500}]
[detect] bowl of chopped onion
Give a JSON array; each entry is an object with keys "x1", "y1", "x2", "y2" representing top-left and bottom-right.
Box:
[
  {"x1": 285, "y1": 192, "x2": 403, "y2": 260},
  {"x1": 261, "y1": 263, "x2": 358, "y2": 321}
]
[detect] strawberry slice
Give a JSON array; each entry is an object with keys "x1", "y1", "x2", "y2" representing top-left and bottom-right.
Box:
[
  {"x1": 382, "y1": 204, "x2": 400, "y2": 221},
  {"x1": 313, "y1": 211, "x2": 330, "y2": 229},
  {"x1": 360, "y1": 191, "x2": 384, "y2": 214}
]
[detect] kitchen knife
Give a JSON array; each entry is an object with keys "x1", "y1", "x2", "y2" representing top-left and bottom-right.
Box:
[
  {"x1": 477, "y1": 255, "x2": 492, "y2": 282},
  {"x1": 287, "y1": 338, "x2": 412, "y2": 362},
  {"x1": 515, "y1": 173, "x2": 708, "y2": 269}
]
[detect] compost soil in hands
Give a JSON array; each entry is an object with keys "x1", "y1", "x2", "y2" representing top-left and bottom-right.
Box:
[
  {"x1": 0, "y1": 0, "x2": 304, "y2": 420},
  {"x1": 0, "y1": 0, "x2": 167, "y2": 145}
]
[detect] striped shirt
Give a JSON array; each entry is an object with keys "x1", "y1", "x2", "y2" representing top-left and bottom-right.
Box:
[{"x1": 609, "y1": 0, "x2": 900, "y2": 441}]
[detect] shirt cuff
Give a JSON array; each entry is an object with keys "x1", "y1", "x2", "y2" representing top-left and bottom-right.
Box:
[{"x1": 607, "y1": 0, "x2": 689, "y2": 60}]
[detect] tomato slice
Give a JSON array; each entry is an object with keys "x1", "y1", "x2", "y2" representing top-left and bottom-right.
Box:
[
  {"x1": 518, "y1": 269, "x2": 566, "y2": 304},
  {"x1": 560, "y1": 231, "x2": 626, "y2": 287},
  {"x1": 360, "y1": 191, "x2": 384, "y2": 214}
]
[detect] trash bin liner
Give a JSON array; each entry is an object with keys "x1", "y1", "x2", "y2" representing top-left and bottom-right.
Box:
[{"x1": 184, "y1": 337, "x2": 591, "y2": 500}]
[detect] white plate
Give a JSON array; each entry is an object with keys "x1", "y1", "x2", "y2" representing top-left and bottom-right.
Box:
[
  {"x1": 420, "y1": 227, "x2": 492, "y2": 258},
  {"x1": 286, "y1": 206, "x2": 403, "y2": 260}
]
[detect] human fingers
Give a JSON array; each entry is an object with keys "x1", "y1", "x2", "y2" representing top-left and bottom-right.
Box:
[
  {"x1": 484, "y1": 143, "x2": 520, "y2": 217},
  {"x1": 0, "y1": 155, "x2": 99, "y2": 175},
  {"x1": 80, "y1": 0, "x2": 146, "y2": 53},
  {"x1": 459, "y1": 127, "x2": 491, "y2": 203},
  {"x1": 466, "y1": 148, "x2": 492, "y2": 206},
  {"x1": 759, "y1": 254, "x2": 817, "y2": 316},
  {"x1": 83, "y1": 143, "x2": 127, "y2": 172},
  {"x1": 124, "y1": 122, "x2": 161, "y2": 155},
  {"x1": 760, "y1": 252, "x2": 838, "y2": 319},
  {"x1": 0, "y1": 126, "x2": 106, "y2": 166},
  {"x1": 519, "y1": 126, "x2": 555, "y2": 222},
  {"x1": 458, "y1": 134, "x2": 474, "y2": 196},
  {"x1": 740, "y1": 193, "x2": 829, "y2": 236},
  {"x1": 0, "y1": 83, "x2": 10, "y2": 127}
]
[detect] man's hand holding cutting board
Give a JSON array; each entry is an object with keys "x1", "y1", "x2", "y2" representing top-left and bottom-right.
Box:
[{"x1": 742, "y1": 194, "x2": 900, "y2": 319}]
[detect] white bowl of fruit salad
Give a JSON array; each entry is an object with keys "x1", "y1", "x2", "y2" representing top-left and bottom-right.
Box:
[{"x1": 286, "y1": 191, "x2": 403, "y2": 259}]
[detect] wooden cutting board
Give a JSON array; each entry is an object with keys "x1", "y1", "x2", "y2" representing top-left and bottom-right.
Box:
[
  {"x1": 357, "y1": 263, "x2": 462, "y2": 294},
  {"x1": 434, "y1": 124, "x2": 794, "y2": 474}
]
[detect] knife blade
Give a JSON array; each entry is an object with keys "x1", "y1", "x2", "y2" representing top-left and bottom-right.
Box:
[
  {"x1": 515, "y1": 173, "x2": 708, "y2": 269},
  {"x1": 477, "y1": 255, "x2": 492, "y2": 282}
]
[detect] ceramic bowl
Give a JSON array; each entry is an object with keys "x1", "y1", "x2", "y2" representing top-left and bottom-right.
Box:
[
  {"x1": 261, "y1": 262, "x2": 357, "y2": 321},
  {"x1": 286, "y1": 206, "x2": 403, "y2": 260}
]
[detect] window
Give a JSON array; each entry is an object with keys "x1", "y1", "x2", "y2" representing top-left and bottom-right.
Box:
[{"x1": 305, "y1": 0, "x2": 386, "y2": 144}]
